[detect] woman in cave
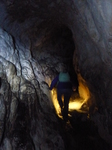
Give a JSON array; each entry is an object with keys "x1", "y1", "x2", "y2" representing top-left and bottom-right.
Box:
[{"x1": 49, "y1": 66, "x2": 77, "y2": 122}]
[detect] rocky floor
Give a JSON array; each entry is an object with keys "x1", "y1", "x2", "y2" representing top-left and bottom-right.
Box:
[{"x1": 58, "y1": 111, "x2": 110, "y2": 150}]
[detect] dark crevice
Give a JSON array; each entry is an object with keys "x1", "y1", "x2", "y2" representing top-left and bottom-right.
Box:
[
  {"x1": 11, "y1": 101, "x2": 34, "y2": 149},
  {"x1": 58, "y1": 111, "x2": 110, "y2": 150}
]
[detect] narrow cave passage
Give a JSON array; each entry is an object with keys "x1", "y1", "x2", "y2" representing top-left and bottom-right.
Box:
[
  {"x1": 0, "y1": 16, "x2": 109, "y2": 150},
  {"x1": 0, "y1": 0, "x2": 112, "y2": 149},
  {"x1": 30, "y1": 24, "x2": 90, "y2": 115},
  {"x1": 30, "y1": 24, "x2": 109, "y2": 150}
]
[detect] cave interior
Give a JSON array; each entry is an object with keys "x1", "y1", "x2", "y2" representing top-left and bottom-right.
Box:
[{"x1": 0, "y1": 0, "x2": 111, "y2": 150}]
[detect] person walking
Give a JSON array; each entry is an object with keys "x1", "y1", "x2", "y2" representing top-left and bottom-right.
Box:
[{"x1": 49, "y1": 66, "x2": 77, "y2": 122}]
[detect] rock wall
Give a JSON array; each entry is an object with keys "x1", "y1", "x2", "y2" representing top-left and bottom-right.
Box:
[
  {"x1": 0, "y1": 0, "x2": 112, "y2": 149},
  {"x1": 69, "y1": 0, "x2": 112, "y2": 146},
  {"x1": 72, "y1": 0, "x2": 112, "y2": 104},
  {"x1": 68, "y1": 0, "x2": 112, "y2": 146},
  {"x1": 0, "y1": 28, "x2": 65, "y2": 149}
]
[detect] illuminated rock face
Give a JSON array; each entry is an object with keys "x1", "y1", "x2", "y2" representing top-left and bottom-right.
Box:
[{"x1": 0, "y1": 0, "x2": 112, "y2": 149}]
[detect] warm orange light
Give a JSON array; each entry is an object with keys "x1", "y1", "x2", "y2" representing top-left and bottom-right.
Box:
[
  {"x1": 51, "y1": 89, "x2": 63, "y2": 118},
  {"x1": 50, "y1": 90, "x2": 89, "y2": 118},
  {"x1": 78, "y1": 73, "x2": 90, "y2": 101},
  {"x1": 49, "y1": 73, "x2": 91, "y2": 118},
  {"x1": 69, "y1": 99, "x2": 84, "y2": 110}
]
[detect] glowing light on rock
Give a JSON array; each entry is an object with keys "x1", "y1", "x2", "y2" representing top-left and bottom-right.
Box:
[
  {"x1": 69, "y1": 99, "x2": 84, "y2": 110},
  {"x1": 51, "y1": 89, "x2": 63, "y2": 118},
  {"x1": 49, "y1": 73, "x2": 91, "y2": 118}
]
